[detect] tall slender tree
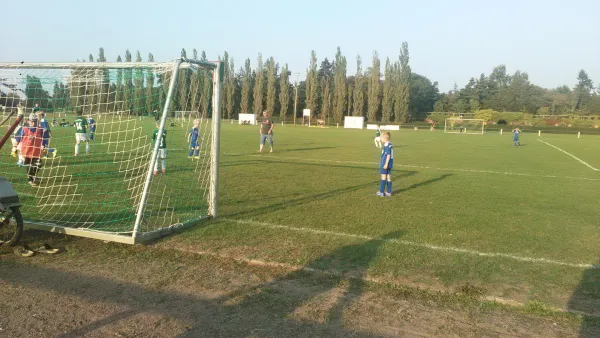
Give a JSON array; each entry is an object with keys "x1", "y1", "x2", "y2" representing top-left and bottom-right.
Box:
[
  {"x1": 241, "y1": 58, "x2": 252, "y2": 114},
  {"x1": 146, "y1": 53, "x2": 155, "y2": 115},
  {"x1": 116, "y1": 55, "x2": 123, "y2": 111},
  {"x1": 279, "y1": 64, "x2": 290, "y2": 120},
  {"x1": 96, "y1": 47, "x2": 109, "y2": 112},
  {"x1": 353, "y1": 55, "x2": 365, "y2": 117},
  {"x1": 133, "y1": 51, "x2": 144, "y2": 115},
  {"x1": 123, "y1": 49, "x2": 133, "y2": 114},
  {"x1": 367, "y1": 51, "x2": 381, "y2": 122},
  {"x1": 321, "y1": 76, "x2": 332, "y2": 122},
  {"x1": 305, "y1": 51, "x2": 319, "y2": 118},
  {"x1": 396, "y1": 42, "x2": 411, "y2": 123},
  {"x1": 226, "y1": 58, "x2": 236, "y2": 119},
  {"x1": 201, "y1": 50, "x2": 211, "y2": 117},
  {"x1": 333, "y1": 47, "x2": 347, "y2": 123},
  {"x1": 382, "y1": 57, "x2": 394, "y2": 122},
  {"x1": 252, "y1": 53, "x2": 265, "y2": 116},
  {"x1": 221, "y1": 52, "x2": 230, "y2": 118},
  {"x1": 266, "y1": 57, "x2": 277, "y2": 114}
]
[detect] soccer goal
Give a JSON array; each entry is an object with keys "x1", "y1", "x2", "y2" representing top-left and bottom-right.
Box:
[
  {"x1": 0, "y1": 58, "x2": 223, "y2": 244},
  {"x1": 444, "y1": 118, "x2": 484, "y2": 134}
]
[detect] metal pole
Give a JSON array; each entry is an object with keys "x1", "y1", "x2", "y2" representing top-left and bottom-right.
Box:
[
  {"x1": 132, "y1": 59, "x2": 182, "y2": 240},
  {"x1": 209, "y1": 61, "x2": 223, "y2": 218}
]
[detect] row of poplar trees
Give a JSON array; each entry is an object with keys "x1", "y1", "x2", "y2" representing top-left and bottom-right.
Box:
[
  {"x1": 43, "y1": 44, "x2": 431, "y2": 123},
  {"x1": 229, "y1": 43, "x2": 415, "y2": 123}
]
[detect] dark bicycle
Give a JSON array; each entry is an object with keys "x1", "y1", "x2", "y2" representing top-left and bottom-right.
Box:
[{"x1": 0, "y1": 110, "x2": 24, "y2": 247}]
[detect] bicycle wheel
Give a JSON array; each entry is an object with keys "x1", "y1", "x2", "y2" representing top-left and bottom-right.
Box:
[{"x1": 0, "y1": 206, "x2": 23, "y2": 247}]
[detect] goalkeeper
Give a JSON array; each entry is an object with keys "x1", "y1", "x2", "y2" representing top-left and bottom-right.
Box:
[
  {"x1": 37, "y1": 111, "x2": 57, "y2": 158},
  {"x1": 187, "y1": 119, "x2": 201, "y2": 158}
]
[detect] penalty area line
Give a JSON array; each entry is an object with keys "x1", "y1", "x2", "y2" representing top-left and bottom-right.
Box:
[
  {"x1": 537, "y1": 139, "x2": 599, "y2": 171},
  {"x1": 222, "y1": 218, "x2": 599, "y2": 270}
]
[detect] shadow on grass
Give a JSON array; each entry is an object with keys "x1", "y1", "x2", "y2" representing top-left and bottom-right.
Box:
[
  {"x1": 222, "y1": 158, "x2": 377, "y2": 172},
  {"x1": 224, "y1": 171, "x2": 417, "y2": 219},
  {"x1": 0, "y1": 231, "x2": 403, "y2": 337},
  {"x1": 568, "y1": 259, "x2": 600, "y2": 337},
  {"x1": 393, "y1": 174, "x2": 452, "y2": 195}
]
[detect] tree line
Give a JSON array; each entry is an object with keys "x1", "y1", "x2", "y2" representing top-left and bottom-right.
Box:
[
  {"x1": 4, "y1": 45, "x2": 598, "y2": 122},
  {"x1": 434, "y1": 66, "x2": 600, "y2": 117}
]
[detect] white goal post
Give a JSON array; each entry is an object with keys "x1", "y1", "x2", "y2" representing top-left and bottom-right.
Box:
[
  {"x1": 0, "y1": 58, "x2": 224, "y2": 244},
  {"x1": 444, "y1": 118, "x2": 485, "y2": 134}
]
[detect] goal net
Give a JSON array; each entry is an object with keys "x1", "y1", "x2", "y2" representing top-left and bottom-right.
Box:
[
  {"x1": 0, "y1": 59, "x2": 223, "y2": 244},
  {"x1": 444, "y1": 118, "x2": 484, "y2": 134}
]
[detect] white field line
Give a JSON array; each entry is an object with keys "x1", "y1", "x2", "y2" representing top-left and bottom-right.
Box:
[
  {"x1": 222, "y1": 218, "x2": 599, "y2": 270},
  {"x1": 225, "y1": 153, "x2": 600, "y2": 181},
  {"x1": 538, "y1": 139, "x2": 599, "y2": 171}
]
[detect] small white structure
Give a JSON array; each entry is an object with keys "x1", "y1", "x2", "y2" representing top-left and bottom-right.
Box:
[
  {"x1": 344, "y1": 116, "x2": 364, "y2": 129},
  {"x1": 238, "y1": 113, "x2": 256, "y2": 125}
]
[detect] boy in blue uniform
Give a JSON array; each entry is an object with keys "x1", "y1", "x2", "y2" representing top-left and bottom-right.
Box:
[
  {"x1": 512, "y1": 127, "x2": 521, "y2": 147},
  {"x1": 377, "y1": 132, "x2": 393, "y2": 197},
  {"x1": 37, "y1": 112, "x2": 57, "y2": 158},
  {"x1": 187, "y1": 119, "x2": 201, "y2": 159},
  {"x1": 88, "y1": 116, "x2": 97, "y2": 141}
]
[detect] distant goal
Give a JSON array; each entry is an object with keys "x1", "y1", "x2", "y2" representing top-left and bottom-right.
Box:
[{"x1": 444, "y1": 118, "x2": 484, "y2": 134}]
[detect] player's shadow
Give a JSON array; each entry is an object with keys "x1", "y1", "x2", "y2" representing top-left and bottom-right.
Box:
[
  {"x1": 567, "y1": 259, "x2": 600, "y2": 337},
  {"x1": 186, "y1": 230, "x2": 405, "y2": 336},
  {"x1": 225, "y1": 170, "x2": 417, "y2": 219},
  {"x1": 392, "y1": 174, "x2": 452, "y2": 195},
  {"x1": 0, "y1": 231, "x2": 404, "y2": 337}
]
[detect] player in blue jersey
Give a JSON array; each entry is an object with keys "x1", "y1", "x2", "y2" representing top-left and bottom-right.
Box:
[
  {"x1": 187, "y1": 119, "x2": 201, "y2": 159},
  {"x1": 88, "y1": 116, "x2": 97, "y2": 141},
  {"x1": 512, "y1": 127, "x2": 521, "y2": 147},
  {"x1": 37, "y1": 112, "x2": 57, "y2": 158},
  {"x1": 376, "y1": 132, "x2": 393, "y2": 197}
]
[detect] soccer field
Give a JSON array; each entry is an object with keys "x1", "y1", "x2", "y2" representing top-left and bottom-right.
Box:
[
  {"x1": 174, "y1": 123, "x2": 599, "y2": 313},
  {"x1": 4, "y1": 119, "x2": 599, "y2": 314}
]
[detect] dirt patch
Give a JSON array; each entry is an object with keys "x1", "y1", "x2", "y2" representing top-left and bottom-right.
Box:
[{"x1": 1, "y1": 236, "x2": 595, "y2": 337}]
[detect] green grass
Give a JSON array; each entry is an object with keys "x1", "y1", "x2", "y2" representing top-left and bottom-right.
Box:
[
  {"x1": 4, "y1": 119, "x2": 600, "y2": 316},
  {"x1": 177, "y1": 124, "x2": 599, "y2": 313}
]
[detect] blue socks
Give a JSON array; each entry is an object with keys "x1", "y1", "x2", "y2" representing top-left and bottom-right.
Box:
[
  {"x1": 386, "y1": 181, "x2": 392, "y2": 194},
  {"x1": 379, "y1": 180, "x2": 386, "y2": 193},
  {"x1": 188, "y1": 148, "x2": 194, "y2": 157}
]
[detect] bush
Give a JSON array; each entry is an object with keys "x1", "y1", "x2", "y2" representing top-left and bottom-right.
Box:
[{"x1": 497, "y1": 119, "x2": 507, "y2": 125}]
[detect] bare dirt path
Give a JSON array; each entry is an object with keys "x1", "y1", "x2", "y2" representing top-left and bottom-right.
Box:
[{"x1": 0, "y1": 237, "x2": 593, "y2": 337}]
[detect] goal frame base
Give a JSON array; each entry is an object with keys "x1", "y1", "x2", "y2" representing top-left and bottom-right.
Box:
[{"x1": 24, "y1": 216, "x2": 211, "y2": 244}]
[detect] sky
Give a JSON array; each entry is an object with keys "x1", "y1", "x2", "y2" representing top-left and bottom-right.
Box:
[{"x1": 1, "y1": 0, "x2": 599, "y2": 92}]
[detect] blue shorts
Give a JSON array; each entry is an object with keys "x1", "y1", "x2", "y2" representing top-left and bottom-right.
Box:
[
  {"x1": 260, "y1": 134, "x2": 273, "y2": 146},
  {"x1": 380, "y1": 167, "x2": 392, "y2": 175},
  {"x1": 190, "y1": 141, "x2": 199, "y2": 148}
]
